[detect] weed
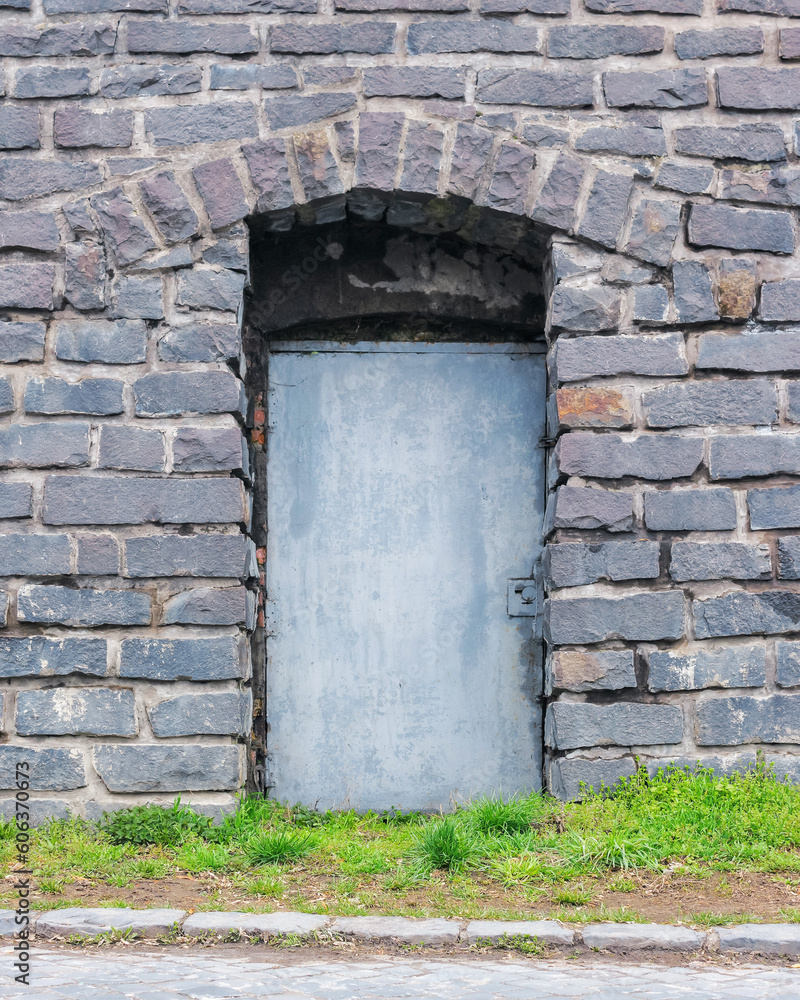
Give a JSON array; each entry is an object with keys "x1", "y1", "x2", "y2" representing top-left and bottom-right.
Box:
[
  {"x1": 607, "y1": 876, "x2": 636, "y2": 892},
  {"x1": 245, "y1": 829, "x2": 316, "y2": 865},
  {"x1": 38, "y1": 878, "x2": 65, "y2": 894},
  {"x1": 100, "y1": 798, "x2": 222, "y2": 846},
  {"x1": 690, "y1": 912, "x2": 761, "y2": 926},
  {"x1": 175, "y1": 842, "x2": 231, "y2": 873},
  {"x1": 553, "y1": 885, "x2": 594, "y2": 907},
  {"x1": 411, "y1": 818, "x2": 476, "y2": 872},
  {"x1": 780, "y1": 907, "x2": 800, "y2": 922},
  {"x1": 475, "y1": 933, "x2": 546, "y2": 955}
]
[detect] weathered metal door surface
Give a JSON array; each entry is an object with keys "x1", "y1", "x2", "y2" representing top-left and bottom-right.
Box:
[{"x1": 266, "y1": 342, "x2": 546, "y2": 811}]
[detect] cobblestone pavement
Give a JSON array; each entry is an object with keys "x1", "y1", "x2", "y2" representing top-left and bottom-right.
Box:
[{"x1": 2, "y1": 947, "x2": 800, "y2": 999}]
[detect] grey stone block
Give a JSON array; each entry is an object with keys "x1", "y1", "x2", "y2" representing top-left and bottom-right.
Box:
[
  {"x1": 0, "y1": 746, "x2": 85, "y2": 790},
  {"x1": 718, "y1": 67, "x2": 800, "y2": 111},
  {"x1": 18, "y1": 584, "x2": 150, "y2": 626},
  {"x1": 202, "y1": 240, "x2": 248, "y2": 271},
  {"x1": 696, "y1": 694, "x2": 800, "y2": 745},
  {"x1": 0, "y1": 263, "x2": 55, "y2": 309},
  {"x1": 546, "y1": 649, "x2": 636, "y2": 695},
  {"x1": 0, "y1": 379, "x2": 12, "y2": 415},
  {"x1": 0, "y1": 799, "x2": 69, "y2": 824},
  {"x1": 486, "y1": 141, "x2": 534, "y2": 215},
  {"x1": 575, "y1": 125, "x2": 666, "y2": 157},
  {"x1": 0, "y1": 423, "x2": 89, "y2": 468},
  {"x1": 689, "y1": 204, "x2": 794, "y2": 254},
  {"x1": 355, "y1": 111, "x2": 405, "y2": 194},
  {"x1": 554, "y1": 332, "x2": 688, "y2": 381},
  {"x1": 25, "y1": 377, "x2": 123, "y2": 415},
  {"x1": 0, "y1": 635, "x2": 108, "y2": 677},
  {"x1": 128, "y1": 21, "x2": 257, "y2": 53},
  {"x1": 113, "y1": 276, "x2": 163, "y2": 320},
  {"x1": 94, "y1": 744, "x2": 243, "y2": 791},
  {"x1": 55, "y1": 320, "x2": 147, "y2": 364},
  {"x1": 149, "y1": 691, "x2": 250, "y2": 736},
  {"x1": 209, "y1": 65, "x2": 297, "y2": 90},
  {"x1": 0, "y1": 484, "x2": 32, "y2": 519},
  {"x1": 76, "y1": 534, "x2": 119, "y2": 576},
  {"x1": 98, "y1": 426, "x2": 165, "y2": 472},
  {"x1": 623, "y1": 199, "x2": 681, "y2": 267},
  {"x1": 710, "y1": 434, "x2": 800, "y2": 479},
  {"x1": 172, "y1": 427, "x2": 244, "y2": 473},
  {"x1": 273, "y1": 22, "x2": 396, "y2": 53},
  {"x1": 670, "y1": 542, "x2": 771, "y2": 581},
  {"x1": 16, "y1": 688, "x2": 136, "y2": 737},
  {"x1": 551, "y1": 486, "x2": 634, "y2": 532},
  {"x1": 749, "y1": 486, "x2": 800, "y2": 529},
  {"x1": 648, "y1": 645, "x2": 766, "y2": 692},
  {"x1": 145, "y1": 104, "x2": 258, "y2": 147},
  {"x1": 546, "y1": 592, "x2": 685, "y2": 644},
  {"x1": 545, "y1": 541, "x2": 659, "y2": 587},
  {"x1": 163, "y1": 586, "x2": 248, "y2": 625},
  {"x1": 0, "y1": 158, "x2": 100, "y2": 201},
  {"x1": 125, "y1": 533, "x2": 254, "y2": 579},
  {"x1": 786, "y1": 382, "x2": 800, "y2": 422},
  {"x1": 761, "y1": 281, "x2": 800, "y2": 322},
  {"x1": 644, "y1": 489, "x2": 737, "y2": 531},
  {"x1": 0, "y1": 322, "x2": 45, "y2": 362},
  {"x1": 43, "y1": 476, "x2": 246, "y2": 525},
  {"x1": 655, "y1": 163, "x2": 714, "y2": 196},
  {"x1": 263, "y1": 93, "x2": 357, "y2": 131},
  {"x1": 399, "y1": 121, "x2": 444, "y2": 196},
  {"x1": 604, "y1": 69, "x2": 707, "y2": 108},
  {"x1": 91, "y1": 187, "x2": 156, "y2": 265},
  {"x1": 476, "y1": 69, "x2": 593, "y2": 107},
  {"x1": 698, "y1": 331, "x2": 800, "y2": 373},
  {"x1": 330, "y1": 916, "x2": 459, "y2": 944},
  {"x1": 0, "y1": 533, "x2": 70, "y2": 575},
  {"x1": 530, "y1": 156, "x2": 585, "y2": 230},
  {"x1": 0, "y1": 107, "x2": 39, "y2": 150},
  {"x1": 546, "y1": 702, "x2": 683, "y2": 749},
  {"x1": 176, "y1": 269, "x2": 245, "y2": 312},
  {"x1": 65, "y1": 242, "x2": 106, "y2": 311},
  {"x1": 134, "y1": 371, "x2": 244, "y2": 417},
  {"x1": 674, "y1": 124, "x2": 785, "y2": 163},
  {"x1": 12, "y1": 66, "x2": 89, "y2": 98},
  {"x1": 465, "y1": 920, "x2": 574, "y2": 945},
  {"x1": 582, "y1": 923, "x2": 705, "y2": 951},
  {"x1": 139, "y1": 171, "x2": 199, "y2": 243},
  {"x1": 672, "y1": 260, "x2": 719, "y2": 324},
  {"x1": 100, "y1": 64, "x2": 202, "y2": 98},
  {"x1": 557, "y1": 433, "x2": 704, "y2": 480},
  {"x1": 633, "y1": 285, "x2": 669, "y2": 323},
  {"x1": 676, "y1": 28, "x2": 764, "y2": 59},
  {"x1": 193, "y1": 158, "x2": 249, "y2": 230},
  {"x1": 549, "y1": 25, "x2": 663, "y2": 58},
  {"x1": 0, "y1": 210, "x2": 59, "y2": 251},
  {"x1": 547, "y1": 757, "x2": 637, "y2": 800},
  {"x1": 550, "y1": 285, "x2": 621, "y2": 332},
  {"x1": 643, "y1": 380, "x2": 775, "y2": 427},
  {"x1": 717, "y1": 924, "x2": 800, "y2": 954},
  {"x1": 408, "y1": 21, "x2": 539, "y2": 53},
  {"x1": 577, "y1": 171, "x2": 634, "y2": 249},
  {"x1": 765, "y1": 753, "x2": 800, "y2": 781},
  {"x1": 183, "y1": 911, "x2": 328, "y2": 936},
  {"x1": 36, "y1": 908, "x2": 186, "y2": 939},
  {"x1": 54, "y1": 107, "x2": 133, "y2": 149},
  {"x1": 695, "y1": 591, "x2": 800, "y2": 638},
  {"x1": 120, "y1": 636, "x2": 247, "y2": 680},
  {"x1": 0, "y1": 22, "x2": 116, "y2": 57},
  {"x1": 555, "y1": 385, "x2": 635, "y2": 430}
]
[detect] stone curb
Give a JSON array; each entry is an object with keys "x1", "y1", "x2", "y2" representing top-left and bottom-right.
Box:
[{"x1": 7, "y1": 909, "x2": 800, "y2": 953}]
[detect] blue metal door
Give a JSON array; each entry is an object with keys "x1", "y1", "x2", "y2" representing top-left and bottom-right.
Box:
[{"x1": 266, "y1": 342, "x2": 546, "y2": 811}]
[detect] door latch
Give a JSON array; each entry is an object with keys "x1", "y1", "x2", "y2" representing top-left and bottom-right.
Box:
[{"x1": 507, "y1": 579, "x2": 538, "y2": 617}]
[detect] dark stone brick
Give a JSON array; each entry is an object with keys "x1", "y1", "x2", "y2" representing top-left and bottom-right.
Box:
[
  {"x1": 113, "y1": 275, "x2": 163, "y2": 320},
  {"x1": 777, "y1": 641, "x2": 800, "y2": 686},
  {"x1": 202, "y1": 239, "x2": 247, "y2": 271},
  {"x1": 120, "y1": 635, "x2": 246, "y2": 679},
  {"x1": 158, "y1": 323, "x2": 241, "y2": 363},
  {"x1": 363, "y1": 67, "x2": 464, "y2": 99},
  {"x1": 0, "y1": 423, "x2": 89, "y2": 468},
  {"x1": 55, "y1": 319, "x2": 147, "y2": 364},
  {"x1": 0, "y1": 746, "x2": 85, "y2": 791},
  {"x1": 575, "y1": 124, "x2": 666, "y2": 156},
  {"x1": 0, "y1": 158, "x2": 100, "y2": 200},
  {"x1": 408, "y1": 21, "x2": 539, "y2": 53},
  {"x1": 554, "y1": 332, "x2": 688, "y2": 381},
  {"x1": 272, "y1": 22, "x2": 395, "y2": 53},
  {"x1": 674, "y1": 124, "x2": 785, "y2": 162},
  {"x1": 670, "y1": 541, "x2": 771, "y2": 581},
  {"x1": 546, "y1": 649, "x2": 636, "y2": 695},
  {"x1": 551, "y1": 485, "x2": 634, "y2": 532},
  {"x1": 176, "y1": 270, "x2": 245, "y2": 312},
  {"x1": 604, "y1": 69, "x2": 707, "y2": 108},
  {"x1": 586, "y1": 0, "x2": 701, "y2": 9},
  {"x1": 548, "y1": 758, "x2": 636, "y2": 801},
  {"x1": 125, "y1": 534, "x2": 254, "y2": 578},
  {"x1": 337, "y1": 0, "x2": 466, "y2": 7},
  {"x1": 0, "y1": 107, "x2": 39, "y2": 149},
  {"x1": 0, "y1": 263, "x2": 54, "y2": 309},
  {"x1": 63, "y1": 198, "x2": 97, "y2": 236},
  {"x1": 242, "y1": 139, "x2": 294, "y2": 212},
  {"x1": 18, "y1": 584, "x2": 150, "y2": 626},
  {"x1": 546, "y1": 592, "x2": 686, "y2": 644},
  {"x1": 447, "y1": 124, "x2": 493, "y2": 201},
  {"x1": 761, "y1": 281, "x2": 800, "y2": 321},
  {"x1": 304, "y1": 66, "x2": 357, "y2": 87},
  {"x1": 0, "y1": 211, "x2": 59, "y2": 251},
  {"x1": 44, "y1": 0, "x2": 165, "y2": 10},
  {"x1": 623, "y1": 199, "x2": 681, "y2": 266},
  {"x1": 695, "y1": 591, "x2": 800, "y2": 638},
  {"x1": 0, "y1": 322, "x2": 44, "y2": 362},
  {"x1": 545, "y1": 540, "x2": 659, "y2": 587},
  {"x1": 76, "y1": 534, "x2": 119, "y2": 575},
  {"x1": 476, "y1": 69, "x2": 593, "y2": 107},
  {"x1": 399, "y1": 122, "x2": 443, "y2": 195},
  {"x1": 55, "y1": 108, "x2": 133, "y2": 149},
  {"x1": 676, "y1": 28, "x2": 764, "y2": 59},
  {"x1": 263, "y1": 93, "x2": 356, "y2": 130},
  {"x1": 12, "y1": 66, "x2": 90, "y2": 98},
  {"x1": 710, "y1": 434, "x2": 800, "y2": 479},
  {"x1": 0, "y1": 379, "x2": 12, "y2": 415},
  {"x1": 294, "y1": 132, "x2": 343, "y2": 201},
  {"x1": 522, "y1": 122, "x2": 570, "y2": 147},
  {"x1": 557, "y1": 433, "x2": 704, "y2": 480},
  {"x1": 99, "y1": 426, "x2": 165, "y2": 472},
  {"x1": 486, "y1": 141, "x2": 534, "y2": 214},
  {"x1": 531, "y1": 156, "x2": 585, "y2": 230},
  {"x1": 134, "y1": 371, "x2": 244, "y2": 418},
  {"x1": 0, "y1": 484, "x2": 32, "y2": 519},
  {"x1": 696, "y1": 693, "x2": 800, "y2": 746},
  {"x1": 163, "y1": 585, "x2": 248, "y2": 625},
  {"x1": 193, "y1": 159, "x2": 249, "y2": 230},
  {"x1": 718, "y1": 68, "x2": 800, "y2": 110},
  {"x1": 697, "y1": 331, "x2": 800, "y2": 373},
  {"x1": 128, "y1": 21, "x2": 257, "y2": 53},
  {"x1": 355, "y1": 112, "x2": 404, "y2": 193},
  {"x1": 43, "y1": 476, "x2": 247, "y2": 525},
  {"x1": 17, "y1": 688, "x2": 136, "y2": 737},
  {"x1": 778, "y1": 537, "x2": 800, "y2": 580},
  {"x1": 643, "y1": 380, "x2": 776, "y2": 427},
  {"x1": 139, "y1": 172, "x2": 199, "y2": 244},
  {"x1": 145, "y1": 104, "x2": 259, "y2": 147},
  {"x1": 100, "y1": 64, "x2": 202, "y2": 98},
  {"x1": 781, "y1": 28, "x2": 800, "y2": 60},
  {"x1": 649, "y1": 645, "x2": 766, "y2": 692},
  {"x1": 634, "y1": 283, "x2": 676, "y2": 322},
  {"x1": 749, "y1": 486, "x2": 800, "y2": 529},
  {"x1": 721, "y1": 169, "x2": 800, "y2": 208},
  {"x1": 91, "y1": 187, "x2": 156, "y2": 265},
  {"x1": 672, "y1": 260, "x2": 718, "y2": 323},
  {"x1": 783, "y1": 380, "x2": 800, "y2": 423},
  {"x1": 25, "y1": 378, "x2": 123, "y2": 416},
  {"x1": 479, "y1": 0, "x2": 567, "y2": 8},
  {"x1": 546, "y1": 702, "x2": 683, "y2": 749},
  {"x1": 149, "y1": 691, "x2": 250, "y2": 737},
  {"x1": 688, "y1": 204, "x2": 794, "y2": 254},
  {"x1": 576, "y1": 171, "x2": 634, "y2": 249},
  {"x1": 0, "y1": 22, "x2": 116, "y2": 57},
  {"x1": 173, "y1": 427, "x2": 244, "y2": 473},
  {"x1": 65, "y1": 242, "x2": 106, "y2": 311},
  {"x1": 549, "y1": 25, "x2": 664, "y2": 58},
  {"x1": 94, "y1": 744, "x2": 242, "y2": 792},
  {"x1": 181, "y1": 0, "x2": 314, "y2": 9},
  {"x1": 210, "y1": 65, "x2": 297, "y2": 90},
  {"x1": 550, "y1": 285, "x2": 621, "y2": 332},
  {"x1": 0, "y1": 534, "x2": 70, "y2": 575},
  {"x1": 655, "y1": 163, "x2": 714, "y2": 195}
]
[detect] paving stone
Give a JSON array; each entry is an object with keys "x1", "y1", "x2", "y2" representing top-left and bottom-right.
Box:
[
  {"x1": 655, "y1": 162, "x2": 714, "y2": 195},
  {"x1": 273, "y1": 22, "x2": 396, "y2": 53},
  {"x1": 557, "y1": 433, "x2": 703, "y2": 480},
  {"x1": 581, "y1": 923, "x2": 705, "y2": 950},
  {"x1": 119, "y1": 636, "x2": 247, "y2": 680},
  {"x1": 36, "y1": 908, "x2": 186, "y2": 939},
  {"x1": 0, "y1": 158, "x2": 100, "y2": 200},
  {"x1": 546, "y1": 649, "x2": 636, "y2": 694},
  {"x1": 465, "y1": 920, "x2": 574, "y2": 945},
  {"x1": 0, "y1": 210, "x2": 59, "y2": 251},
  {"x1": 718, "y1": 259, "x2": 757, "y2": 321},
  {"x1": 93, "y1": 745, "x2": 243, "y2": 792},
  {"x1": 209, "y1": 64, "x2": 297, "y2": 90},
  {"x1": 176, "y1": 269, "x2": 245, "y2": 312},
  {"x1": 486, "y1": 141, "x2": 534, "y2": 214},
  {"x1": 551, "y1": 486, "x2": 634, "y2": 532},
  {"x1": 779, "y1": 537, "x2": 800, "y2": 581},
  {"x1": 670, "y1": 542, "x2": 771, "y2": 581},
  {"x1": 55, "y1": 108, "x2": 133, "y2": 149},
  {"x1": 689, "y1": 203, "x2": 794, "y2": 254},
  {"x1": 55, "y1": 319, "x2": 147, "y2": 364},
  {"x1": 550, "y1": 284, "x2": 621, "y2": 332},
  {"x1": 761, "y1": 280, "x2": 800, "y2": 322},
  {"x1": 12, "y1": 66, "x2": 89, "y2": 98},
  {"x1": 695, "y1": 591, "x2": 800, "y2": 638},
  {"x1": 330, "y1": 916, "x2": 459, "y2": 944},
  {"x1": 604, "y1": 69, "x2": 706, "y2": 108},
  {"x1": 546, "y1": 701, "x2": 684, "y2": 749},
  {"x1": 149, "y1": 691, "x2": 251, "y2": 736},
  {"x1": 577, "y1": 124, "x2": 666, "y2": 156},
  {"x1": 182, "y1": 911, "x2": 328, "y2": 936},
  {"x1": 717, "y1": 924, "x2": 800, "y2": 954},
  {"x1": 643, "y1": 488, "x2": 737, "y2": 530},
  {"x1": 554, "y1": 332, "x2": 688, "y2": 381},
  {"x1": 674, "y1": 124, "x2": 785, "y2": 162},
  {"x1": 16, "y1": 687, "x2": 136, "y2": 736},
  {"x1": 0, "y1": 22, "x2": 117, "y2": 56},
  {"x1": 749, "y1": 485, "x2": 800, "y2": 529},
  {"x1": 648, "y1": 644, "x2": 766, "y2": 691},
  {"x1": 545, "y1": 540, "x2": 659, "y2": 587},
  {"x1": 112, "y1": 276, "x2": 163, "y2": 320},
  {"x1": 549, "y1": 25, "x2": 663, "y2": 58},
  {"x1": 127, "y1": 21, "x2": 257, "y2": 53},
  {"x1": 696, "y1": 693, "x2": 800, "y2": 745},
  {"x1": 546, "y1": 592, "x2": 686, "y2": 644},
  {"x1": 76, "y1": 534, "x2": 120, "y2": 576},
  {"x1": 644, "y1": 380, "x2": 774, "y2": 428},
  {"x1": 17, "y1": 584, "x2": 150, "y2": 626}
]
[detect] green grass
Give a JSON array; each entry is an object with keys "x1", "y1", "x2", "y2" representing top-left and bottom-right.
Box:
[{"x1": 12, "y1": 761, "x2": 800, "y2": 922}]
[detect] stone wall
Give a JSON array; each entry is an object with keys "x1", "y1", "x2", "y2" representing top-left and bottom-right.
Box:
[{"x1": 1, "y1": 0, "x2": 800, "y2": 813}]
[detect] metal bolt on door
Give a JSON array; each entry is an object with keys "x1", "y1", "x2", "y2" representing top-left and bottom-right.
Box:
[{"x1": 265, "y1": 341, "x2": 547, "y2": 811}]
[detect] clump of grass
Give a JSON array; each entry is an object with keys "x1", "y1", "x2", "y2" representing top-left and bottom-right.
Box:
[
  {"x1": 607, "y1": 876, "x2": 636, "y2": 892},
  {"x1": 552, "y1": 885, "x2": 593, "y2": 907},
  {"x1": 245, "y1": 829, "x2": 317, "y2": 865},
  {"x1": 470, "y1": 793, "x2": 538, "y2": 836},
  {"x1": 411, "y1": 817, "x2": 476, "y2": 872},
  {"x1": 175, "y1": 842, "x2": 231, "y2": 873}
]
